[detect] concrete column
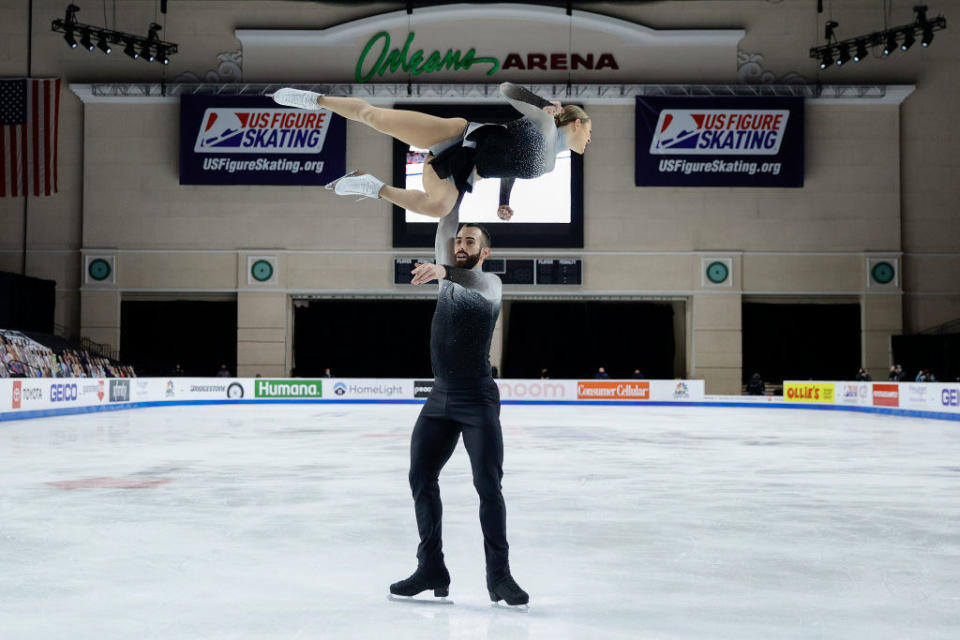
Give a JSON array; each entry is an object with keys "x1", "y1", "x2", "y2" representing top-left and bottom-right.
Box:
[
  {"x1": 691, "y1": 293, "x2": 742, "y2": 394},
  {"x1": 861, "y1": 293, "x2": 903, "y2": 379},
  {"x1": 80, "y1": 289, "x2": 121, "y2": 353},
  {"x1": 237, "y1": 292, "x2": 288, "y2": 377}
]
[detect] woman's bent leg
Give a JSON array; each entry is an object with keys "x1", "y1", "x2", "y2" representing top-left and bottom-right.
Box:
[{"x1": 378, "y1": 158, "x2": 460, "y2": 218}]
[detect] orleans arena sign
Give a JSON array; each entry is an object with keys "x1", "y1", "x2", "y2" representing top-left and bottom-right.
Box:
[{"x1": 236, "y1": 4, "x2": 744, "y2": 84}]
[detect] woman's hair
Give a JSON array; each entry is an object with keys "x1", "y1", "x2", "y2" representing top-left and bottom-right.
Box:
[{"x1": 555, "y1": 105, "x2": 590, "y2": 128}]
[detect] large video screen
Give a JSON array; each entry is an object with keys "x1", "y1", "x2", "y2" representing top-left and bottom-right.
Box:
[{"x1": 392, "y1": 104, "x2": 583, "y2": 248}]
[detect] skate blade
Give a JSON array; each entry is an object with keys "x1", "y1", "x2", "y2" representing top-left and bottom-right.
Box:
[
  {"x1": 388, "y1": 594, "x2": 454, "y2": 606},
  {"x1": 324, "y1": 169, "x2": 359, "y2": 191},
  {"x1": 491, "y1": 601, "x2": 529, "y2": 612}
]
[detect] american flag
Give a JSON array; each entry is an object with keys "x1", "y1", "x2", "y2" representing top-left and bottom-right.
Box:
[{"x1": 0, "y1": 78, "x2": 61, "y2": 197}]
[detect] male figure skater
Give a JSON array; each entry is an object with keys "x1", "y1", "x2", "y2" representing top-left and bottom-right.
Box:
[{"x1": 389, "y1": 205, "x2": 528, "y2": 607}]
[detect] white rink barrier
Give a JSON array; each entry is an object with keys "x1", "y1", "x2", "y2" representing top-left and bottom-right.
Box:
[{"x1": 0, "y1": 377, "x2": 957, "y2": 422}]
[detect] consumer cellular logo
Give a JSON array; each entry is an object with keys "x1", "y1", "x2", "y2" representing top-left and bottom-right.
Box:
[
  {"x1": 255, "y1": 380, "x2": 323, "y2": 399},
  {"x1": 577, "y1": 381, "x2": 649, "y2": 400}
]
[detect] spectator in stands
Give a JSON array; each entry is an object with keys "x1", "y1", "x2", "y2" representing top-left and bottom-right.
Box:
[
  {"x1": 172, "y1": 362, "x2": 185, "y2": 376},
  {"x1": 594, "y1": 366, "x2": 610, "y2": 379},
  {"x1": 539, "y1": 368, "x2": 549, "y2": 379},
  {"x1": 491, "y1": 365, "x2": 499, "y2": 378},
  {"x1": 323, "y1": 367, "x2": 334, "y2": 378},
  {"x1": 894, "y1": 364, "x2": 904, "y2": 380},
  {"x1": 746, "y1": 372, "x2": 765, "y2": 396},
  {"x1": 631, "y1": 368, "x2": 644, "y2": 379},
  {"x1": 216, "y1": 364, "x2": 231, "y2": 377},
  {"x1": 855, "y1": 367, "x2": 872, "y2": 381},
  {"x1": 888, "y1": 365, "x2": 898, "y2": 380}
]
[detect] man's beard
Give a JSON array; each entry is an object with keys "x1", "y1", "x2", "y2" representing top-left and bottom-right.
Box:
[{"x1": 455, "y1": 251, "x2": 482, "y2": 269}]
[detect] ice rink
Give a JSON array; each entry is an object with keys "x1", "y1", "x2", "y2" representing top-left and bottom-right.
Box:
[{"x1": 2, "y1": 403, "x2": 959, "y2": 639}]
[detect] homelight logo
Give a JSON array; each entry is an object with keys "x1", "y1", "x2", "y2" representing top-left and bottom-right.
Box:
[{"x1": 255, "y1": 380, "x2": 323, "y2": 399}]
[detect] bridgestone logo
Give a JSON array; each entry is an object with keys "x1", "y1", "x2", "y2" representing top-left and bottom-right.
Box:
[{"x1": 255, "y1": 380, "x2": 323, "y2": 399}]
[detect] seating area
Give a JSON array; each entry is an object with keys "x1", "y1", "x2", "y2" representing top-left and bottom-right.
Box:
[{"x1": 0, "y1": 329, "x2": 135, "y2": 378}]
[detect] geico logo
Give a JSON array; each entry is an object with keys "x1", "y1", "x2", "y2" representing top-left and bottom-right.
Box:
[
  {"x1": 498, "y1": 382, "x2": 565, "y2": 398},
  {"x1": 942, "y1": 388, "x2": 959, "y2": 407},
  {"x1": 50, "y1": 384, "x2": 78, "y2": 402},
  {"x1": 23, "y1": 387, "x2": 43, "y2": 400}
]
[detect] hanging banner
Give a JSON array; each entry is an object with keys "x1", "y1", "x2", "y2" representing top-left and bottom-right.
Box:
[
  {"x1": 635, "y1": 96, "x2": 804, "y2": 187},
  {"x1": 179, "y1": 95, "x2": 346, "y2": 185}
]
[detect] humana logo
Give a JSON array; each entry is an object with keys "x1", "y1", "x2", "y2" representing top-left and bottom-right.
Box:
[{"x1": 255, "y1": 380, "x2": 323, "y2": 399}]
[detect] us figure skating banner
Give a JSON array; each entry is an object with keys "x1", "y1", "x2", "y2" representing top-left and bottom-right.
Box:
[
  {"x1": 635, "y1": 96, "x2": 804, "y2": 187},
  {"x1": 179, "y1": 95, "x2": 346, "y2": 185}
]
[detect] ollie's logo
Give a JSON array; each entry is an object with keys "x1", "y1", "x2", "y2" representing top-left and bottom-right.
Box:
[
  {"x1": 12, "y1": 381, "x2": 21, "y2": 409},
  {"x1": 194, "y1": 109, "x2": 331, "y2": 154},
  {"x1": 650, "y1": 109, "x2": 789, "y2": 155}
]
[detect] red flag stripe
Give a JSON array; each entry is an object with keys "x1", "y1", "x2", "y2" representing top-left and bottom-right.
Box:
[
  {"x1": 43, "y1": 80, "x2": 51, "y2": 196},
  {"x1": 32, "y1": 78, "x2": 39, "y2": 197},
  {"x1": 0, "y1": 125, "x2": 6, "y2": 197},
  {"x1": 54, "y1": 78, "x2": 61, "y2": 192}
]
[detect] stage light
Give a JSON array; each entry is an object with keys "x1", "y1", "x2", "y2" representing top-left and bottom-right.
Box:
[
  {"x1": 51, "y1": 6, "x2": 178, "y2": 65},
  {"x1": 901, "y1": 30, "x2": 915, "y2": 50},
  {"x1": 97, "y1": 33, "x2": 112, "y2": 54},
  {"x1": 79, "y1": 29, "x2": 94, "y2": 51},
  {"x1": 883, "y1": 32, "x2": 898, "y2": 55},
  {"x1": 922, "y1": 26, "x2": 934, "y2": 46},
  {"x1": 123, "y1": 38, "x2": 139, "y2": 59},
  {"x1": 140, "y1": 41, "x2": 154, "y2": 62},
  {"x1": 820, "y1": 50, "x2": 833, "y2": 69},
  {"x1": 853, "y1": 40, "x2": 868, "y2": 62},
  {"x1": 836, "y1": 44, "x2": 850, "y2": 65}
]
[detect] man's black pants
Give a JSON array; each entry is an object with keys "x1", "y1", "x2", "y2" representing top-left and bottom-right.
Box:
[{"x1": 408, "y1": 376, "x2": 509, "y2": 582}]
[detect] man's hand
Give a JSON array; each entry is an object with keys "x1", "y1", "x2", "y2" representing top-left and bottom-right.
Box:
[
  {"x1": 410, "y1": 262, "x2": 447, "y2": 285},
  {"x1": 543, "y1": 100, "x2": 562, "y2": 116},
  {"x1": 497, "y1": 205, "x2": 514, "y2": 221}
]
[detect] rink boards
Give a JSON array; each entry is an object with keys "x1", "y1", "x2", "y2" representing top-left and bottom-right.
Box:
[{"x1": 1, "y1": 377, "x2": 958, "y2": 422}]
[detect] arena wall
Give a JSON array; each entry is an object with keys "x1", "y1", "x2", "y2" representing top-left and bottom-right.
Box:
[{"x1": 1, "y1": 0, "x2": 957, "y2": 392}]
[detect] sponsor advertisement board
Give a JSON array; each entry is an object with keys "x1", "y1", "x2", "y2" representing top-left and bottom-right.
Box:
[
  {"x1": 255, "y1": 379, "x2": 323, "y2": 399},
  {"x1": 411, "y1": 379, "x2": 704, "y2": 402},
  {"x1": 872, "y1": 383, "x2": 899, "y2": 407},
  {"x1": 179, "y1": 96, "x2": 347, "y2": 186},
  {"x1": 577, "y1": 381, "x2": 650, "y2": 400},
  {"x1": 635, "y1": 96, "x2": 804, "y2": 188},
  {"x1": 783, "y1": 382, "x2": 835, "y2": 403},
  {"x1": 3, "y1": 378, "x2": 955, "y2": 422},
  {"x1": 838, "y1": 382, "x2": 871, "y2": 406},
  {"x1": 328, "y1": 379, "x2": 412, "y2": 399}
]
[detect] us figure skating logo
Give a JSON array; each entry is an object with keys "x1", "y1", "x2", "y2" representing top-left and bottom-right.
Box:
[
  {"x1": 649, "y1": 109, "x2": 790, "y2": 155},
  {"x1": 193, "y1": 108, "x2": 332, "y2": 154}
]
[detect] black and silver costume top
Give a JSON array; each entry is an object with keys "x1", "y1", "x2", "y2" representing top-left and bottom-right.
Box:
[
  {"x1": 429, "y1": 209, "x2": 502, "y2": 380},
  {"x1": 429, "y1": 82, "x2": 568, "y2": 206}
]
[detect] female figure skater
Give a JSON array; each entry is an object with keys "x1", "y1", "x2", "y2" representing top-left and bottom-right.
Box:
[{"x1": 271, "y1": 83, "x2": 591, "y2": 220}]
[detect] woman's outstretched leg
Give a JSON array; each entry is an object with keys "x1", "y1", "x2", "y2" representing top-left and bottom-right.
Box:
[{"x1": 272, "y1": 89, "x2": 466, "y2": 150}]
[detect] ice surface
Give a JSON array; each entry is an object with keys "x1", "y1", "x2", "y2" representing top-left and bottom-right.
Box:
[{"x1": 2, "y1": 404, "x2": 959, "y2": 639}]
